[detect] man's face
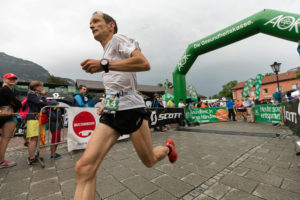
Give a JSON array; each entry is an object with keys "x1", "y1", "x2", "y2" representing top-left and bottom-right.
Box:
[
  {"x1": 79, "y1": 87, "x2": 87, "y2": 95},
  {"x1": 90, "y1": 14, "x2": 114, "y2": 41}
]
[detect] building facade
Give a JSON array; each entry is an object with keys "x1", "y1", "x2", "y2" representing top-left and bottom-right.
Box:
[{"x1": 232, "y1": 69, "x2": 300, "y2": 102}]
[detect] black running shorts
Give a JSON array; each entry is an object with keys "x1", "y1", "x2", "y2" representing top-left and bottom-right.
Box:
[{"x1": 99, "y1": 107, "x2": 150, "y2": 136}]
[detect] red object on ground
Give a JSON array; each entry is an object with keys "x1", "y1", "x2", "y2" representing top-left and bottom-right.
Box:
[{"x1": 166, "y1": 139, "x2": 178, "y2": 164}]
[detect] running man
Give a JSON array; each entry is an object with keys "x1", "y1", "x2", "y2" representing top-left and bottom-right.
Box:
[{"x1": 74, "y1": 12, "x2": 178, "y2": 200}]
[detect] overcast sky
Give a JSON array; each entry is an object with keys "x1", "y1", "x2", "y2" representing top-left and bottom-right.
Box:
[{"x1": 1, "y1": 0, "x2": 300, "y2": 97}]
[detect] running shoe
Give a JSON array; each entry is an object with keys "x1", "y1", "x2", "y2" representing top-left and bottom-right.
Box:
[
  {"x1": 50, "y1": 153, "x2": 61, "y2": 159},
  {"x1": 27, "y1": 157, "x2": 38, "y2": 165},
  {"x1": 166, "y1": 139, "x2": 177, "y2": 164},
  {"x1": 0, "y1": 160, "x2": 16, "y2": 169}
]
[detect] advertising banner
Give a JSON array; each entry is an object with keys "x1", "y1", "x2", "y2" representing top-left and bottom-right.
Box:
[
  {"x1": 185, "y1": 107, "x2": 228, "y2": 123},
  {"x1": 149, "y1": 108, "x2": 185, "y2": 127},
  {"x1": 242, "y1": 79, "x2": 255, "y2": 99},
  {"x1": 253, "y1": 104, "x2": 282, "y2": 123},
  {"x1": 283, "y1": 99, "x2": 300, "y2": 137},
  {"x1": 67, "y1": 107, "x2": 129, "y2": 151},
  {"x1": 255, "y1": 74, "x2": 263, "y2": 100}
]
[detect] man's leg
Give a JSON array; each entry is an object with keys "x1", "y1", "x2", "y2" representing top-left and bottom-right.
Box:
[
  {"x1": 74, "y1": 123, "x2": 119, "y2": 200},
  {"x1": 130, "y1": 120, "x2": 169, "y2": 168}
]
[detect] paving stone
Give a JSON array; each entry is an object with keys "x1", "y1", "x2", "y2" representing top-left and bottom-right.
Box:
[
  {"x1": 181, "y1": 173, "x2": 208, "y2": 187},
  {"x1": 193, "y1": 166, "x2": 218, "y2": 178},
  {"x1": 5, "y1": 168, "x2": 32, "y2": 182},
  {"x1": 36, "y1": 192, "x2": 63, "y2": 200},
  {"x1": 183, "y1": 194, "x2": 194, "y2": 200},
  {"x1": 121, "y1": 175, "x2": 158, "y2": 198},
  {"x1": 281, "y1": 178, "x2": 300, "y2": 194},
  {"x1": 105, "y1": 189, "x2": 139, "y2": 200},
  {"x1": 245, "y1": 169, "x2": 283, "y2": 187},
  {"x1": 135, "y1": 167, "x2": 164, "y2": 180},
  {"x1": 0, "y1": 179, "x2": 30, "y2": 199},
  {"x1": 29, "y1": 177, "x2": 60, "y2": 199},
  {"x1": 156, "y1": 164, "x2": 191, "y2": 179},
  {"x1": 96, "y1": 175, "x2": 126, "y2": 199},
  {"x1": 61, "y1": 178, "x2": 76, "y2": 200},
  {"x1": 57, "y1": 167, "x2": 76, "y2": 183},
  {"x1": 239, "y1": 161, "x2": 270, "y2": 172},
  {"x1": 106, "y1": 165, "x2": 135, "y2": 181},
  {"x1": 204, "y1": 182, "x2": 231, "y2": 200},
  {"x1": 194, "y1": 194, "x2": 215, "y2": 200},
  {"x1": 55, "y1": 159, "x2": 75, "y2": 171},
  {"x1": 32, "y1": 167, "x2": 57, "y2": 182},
  {"x1": 220, "y1": 173, "x2": 258, "y2": 193},
  {"x1": 261, "y1": 158, "x2": 291, "y2": 169},
  {"x1": 268, "y1": 166, "x2": 300, "y2": 182},
  {"x1": 222, "y1": 188, "x2": 263, "y2": 200},
  {"x1": 231, "y1": 166, "x2": 250, "y2": 176},
  {"x1": 152, "y1": 174, "x2": 193, "y2": 198},
  {"x1": 253, "y1": 183, "x2": 300, "y2": 200}
]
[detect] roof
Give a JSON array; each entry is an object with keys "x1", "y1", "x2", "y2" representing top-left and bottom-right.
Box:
[
  {"x1": 76, "y1": 79, "x2": 164, "y2": 93},
  {"x1": 76, "y1": 79, "x2": 207, "y2": 98},
  {"x1": 232, "y1": 69, "x2": 299, "y2": 90}
]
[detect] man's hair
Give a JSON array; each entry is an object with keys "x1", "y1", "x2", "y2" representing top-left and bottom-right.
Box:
[
  {"x1": 29, "y1": 81, "x2": 43, "y2": 90},
  {"x1": 78, "y1": 85, "x2": 87, "y2": 90},
  {"x1": 179, "y1": 98, "x2": 183, "y2": 101},
  {"x1": 93, "y1": 11, "x2": 118, "y2": 34}
]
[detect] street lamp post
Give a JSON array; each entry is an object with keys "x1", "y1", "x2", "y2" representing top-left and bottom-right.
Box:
[{"x1": 270, "y1": 62, "x2": 281, "y2": 103}]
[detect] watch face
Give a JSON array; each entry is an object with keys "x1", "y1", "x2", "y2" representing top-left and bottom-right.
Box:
[{"x1": 101, "y1": 59, "x2": 108, "y2": 65}]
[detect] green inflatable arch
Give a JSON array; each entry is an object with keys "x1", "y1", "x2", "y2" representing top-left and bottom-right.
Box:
[{"x1": 173, "y1": 9, "x2": 300, "y2": 105}]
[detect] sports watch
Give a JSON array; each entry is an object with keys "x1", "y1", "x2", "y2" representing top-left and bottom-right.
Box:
[{"x1": 100, "y1": 58, "x2": 109, "y2": 73}]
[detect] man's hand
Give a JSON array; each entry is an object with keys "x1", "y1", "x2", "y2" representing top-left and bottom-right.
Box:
[
  {"x1": 97, "y1": 107, "x2": 104, "y2": 115},
  {"x1": 81, "y1": 59, "x2": 102, "y2": 74}
]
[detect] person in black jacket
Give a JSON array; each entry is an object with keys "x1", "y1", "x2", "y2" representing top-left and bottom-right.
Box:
[
  {"x1": 26, "y1": 81, "x2": 58, "y2": 165},
  {"x1": 0, "y1": 73, "x2": 21, "y2": 169}
]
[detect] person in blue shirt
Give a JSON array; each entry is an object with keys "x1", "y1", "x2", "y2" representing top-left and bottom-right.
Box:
[
  {"x1": 72, "y1": 85, "x2": 94, "y2": 107},
  {"x1": 226, "y1": 98, "x2": 236, "y2": 121}
]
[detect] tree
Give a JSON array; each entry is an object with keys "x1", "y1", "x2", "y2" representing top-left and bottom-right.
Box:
[
  {"x1": 212, "y1": 80, "x2": 237, "y2": 99},
  {"x1": 47, "y1": 75, "x2": 70, "y2": 85},
  {"x1": 157, "y1": 83, "x2": 163, "y2": 87},
  {"x1": 263, "y1": 72, "x2": 274, "y2": 77}
]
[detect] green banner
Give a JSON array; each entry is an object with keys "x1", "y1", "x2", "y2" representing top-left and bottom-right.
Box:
[
  {"x1": 253, "y1": 104, "x2": 282, "y2": 123},
  {"x1": 186, "y1": 107, "x2": 228, "y2": 123},
  {"x1": 255, "y1": 74, "x2": 263, "y2": 100},
  {"x1": 242, "y1": 79, "x2": 255, "y2": 99},
  {"x1": 187, "y1": 85, "x2": 198, "y2": 99}
]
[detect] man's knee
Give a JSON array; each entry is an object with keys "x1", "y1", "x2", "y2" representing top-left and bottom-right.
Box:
[{"x1": 75, "y1": 159, "x2": 96, "y2": 180}]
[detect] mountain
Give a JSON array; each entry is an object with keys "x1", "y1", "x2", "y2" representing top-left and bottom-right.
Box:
[{"x1": 0, "y1": 52, "x2": 50, "y2": 82}]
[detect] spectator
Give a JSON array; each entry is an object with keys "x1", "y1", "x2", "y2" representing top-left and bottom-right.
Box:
[
  {"x1": 287, "y1": 91, "x2": 295, "y2": 101},
  {"x1": 0, "y1": 73, "x2": 22, "y2": 169},
  {"x1": 72, "y1": 85, "x2": 94, "y2": 107},
  {"x1": 26, "y1": 81, "x2": 58, "y2": 165},
  {"x1": 178, "y1": 99, "x2": 186, "y2": 108},
  {"x1": 167, "y1": 97, "x2": 175, "y2": 108},
  {"x1": 226, "y1": 98, "x2": 236, "y2": 121},
  {"x1": 152, "y1": 93, "x2": 159, "y2": 108},
  {"x1": 245, "y1": 95, "x2": 255, "y2": 123},
  {"x1": 220, "y1": 97, "x2": 226, "y2": 107}
]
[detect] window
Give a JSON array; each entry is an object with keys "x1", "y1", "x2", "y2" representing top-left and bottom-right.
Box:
[
  {"x1": 292, "y1": 84, "x2": 298, "y2": 90},
  {"x1": 263, "y1": 89, "x2": 268, "y2": 94}
]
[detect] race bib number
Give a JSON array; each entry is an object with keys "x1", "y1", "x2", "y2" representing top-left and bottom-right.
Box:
[{"x1": 104, "y1": 92, "x2": 119, "y2": 114}]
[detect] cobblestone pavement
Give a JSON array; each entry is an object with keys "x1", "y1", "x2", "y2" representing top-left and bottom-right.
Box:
[{"x1": 0, "y1": 122, "x2": 300, "y2": 200}]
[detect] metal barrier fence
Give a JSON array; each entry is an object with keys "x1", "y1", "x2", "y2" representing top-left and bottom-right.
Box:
[{"x1": 36, "y1": 105, "x2": 68, "y2": 168}]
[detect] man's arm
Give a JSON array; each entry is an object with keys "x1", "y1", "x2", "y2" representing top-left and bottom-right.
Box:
[
  {"x1": 74, "y1": 95, "x2": 87, "y2": 107},
  {"x1": 81, "y1": 49, "x2": 150, "y2": 74}
]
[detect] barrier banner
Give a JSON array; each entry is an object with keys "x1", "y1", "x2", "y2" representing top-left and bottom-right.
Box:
[
  {"x1": 149, "y1": 108, "x2": 185, "y2": 127},
  {"x1": 185, "y1": 107, "x2": 228, "y2": 123},
  {"x1": 67, "y1": 107, "x2": 129, "y2": 151},
  {"x1": 283, "y1": 99, "x2": 300, "y2": 137},
  {"x1": 253, "y1": 104, "x2": 282, "y2": 123}
]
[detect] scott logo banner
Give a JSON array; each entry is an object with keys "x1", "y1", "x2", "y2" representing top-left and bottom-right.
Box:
[
  {"x1": 149, "y1": 108, "x2": 184, "y2": 127},
  {"x1": 283, "y1": 99, "x2": 300, "y2": 137}
]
